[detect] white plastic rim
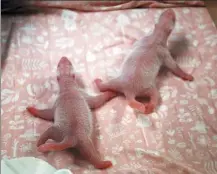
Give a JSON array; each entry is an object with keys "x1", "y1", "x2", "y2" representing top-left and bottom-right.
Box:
[{"x1": 54, "y1": 169, "x2": 73, "y2": 174}]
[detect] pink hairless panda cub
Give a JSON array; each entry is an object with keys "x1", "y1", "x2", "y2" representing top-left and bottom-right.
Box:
[
  {"x1": 94, "y1": 9, "x2": 194, "y2": 115},
  {"x1": 26, "y1": 57, "x2": 117, "y2": 169}
]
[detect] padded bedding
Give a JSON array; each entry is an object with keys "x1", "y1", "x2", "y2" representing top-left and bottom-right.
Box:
[{"x1": 1, "y1": 7, "x2": 217, "y2": 174}]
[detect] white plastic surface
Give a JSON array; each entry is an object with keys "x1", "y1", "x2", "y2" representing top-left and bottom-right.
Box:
[{"x1": 1, "y1": 157, "x2": 73, "y2": 174}]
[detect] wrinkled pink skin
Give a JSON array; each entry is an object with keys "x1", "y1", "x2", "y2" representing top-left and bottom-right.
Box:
[
  {"x1": 94, "y1": 9, "x2": 194, "y2": 115},
  {"x1": 27, "y1": 57, "x2": 116, "y2": 169}
]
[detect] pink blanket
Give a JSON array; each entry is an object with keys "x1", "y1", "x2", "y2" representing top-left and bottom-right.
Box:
[
  {"x1": 1, "y1": 6, "x2": 217, "y2": 174},
  {"x1": 28, "y1": 1, "x2": 205, "y2": 11}
]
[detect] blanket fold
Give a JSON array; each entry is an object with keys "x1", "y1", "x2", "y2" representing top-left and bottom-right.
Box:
[{"x1": 2, "y1": 0, "x2": 205, "y2": 13}]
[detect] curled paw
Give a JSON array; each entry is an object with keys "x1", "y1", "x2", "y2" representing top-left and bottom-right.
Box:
[
  {"x1": 37, "y1": 144, "x2": 51, "y2": 153},
  {"x1": 94, "y1": 161, "x2": 113, "y2": 170},
  {"x1": 105, "y1": 91, "x2": 118, "y2": 98},
  {"x1": 143, "y1": 103, "x2": 155, "y2": 114},
  {"x1": 37, "y1": 143, "x2": 69, "y2": 153},
  {"x1": 129, "y1": 101, "x2": 147, "y2": 114},
  {"x1": 26, "y1": 107, "x2": 38, "y2": 117},
  {"x1": 182, "y1": 74, "x2": 194, "y2": 81}
]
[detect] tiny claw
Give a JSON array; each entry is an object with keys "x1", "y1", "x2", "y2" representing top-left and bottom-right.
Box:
[
  {"x1": 26, "y1": 107, "x2": 38, "y2": 117},
  {"x1": 94, "y1": 161, "x2": 113, "y2": 170}
]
